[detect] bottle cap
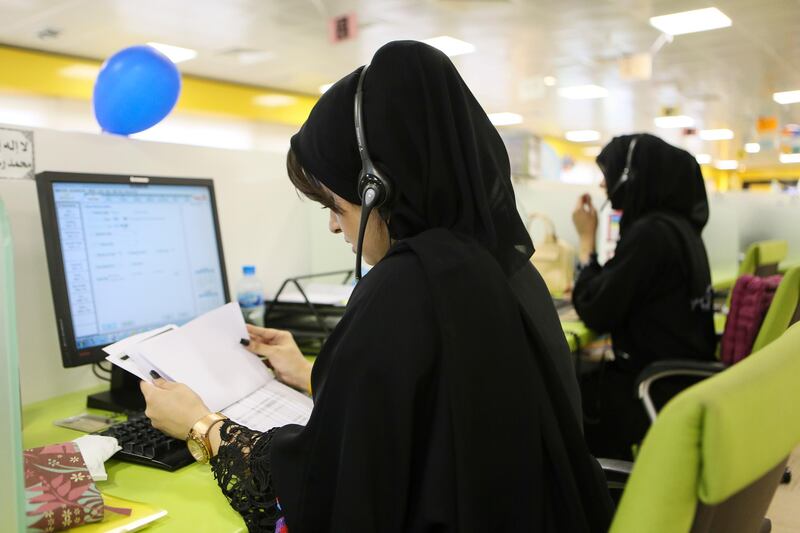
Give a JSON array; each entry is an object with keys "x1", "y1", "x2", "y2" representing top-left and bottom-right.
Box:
[{"x1": 242, "y1": 265, "x2": 256, "y2": 276}]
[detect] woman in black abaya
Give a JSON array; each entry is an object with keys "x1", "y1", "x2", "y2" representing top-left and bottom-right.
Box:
[
  {"x1": 571, "y1": 133, "x2": 716, "y2": 459},
  {"x1": 141, "y1": 41, "x2": 613, "y2": 532}
]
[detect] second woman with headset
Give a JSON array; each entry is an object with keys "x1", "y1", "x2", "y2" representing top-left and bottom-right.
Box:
[{"x1": 572, "y1": 133, "x2": 716, "y2": 460}]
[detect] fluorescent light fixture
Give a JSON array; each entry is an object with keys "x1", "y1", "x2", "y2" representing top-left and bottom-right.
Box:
[
  {"x1": 59, "y1": 64, "x2": 100, "y2": 79},
  {"x1": 744, "y1": 142, "x2": 761, "y2": 154},
  {"x1": 773, "y1": 90, "x2": 800, "y2": 105},
  {"x1": 558, "y1": 84, "x2": 608, "y2": 100},
  {"x1": 253, "y1": 94, "x2": 297, "y2": 107},
  {"x1": 319, "y1": 83, "x2": 334, "y2": 94},
  {"x1": 699, "y1": 128, "x2": 734, "y2": 141},
  {"x1": 654, "y1": 115, "x2": 695, "y2": 129},
  {"x1": 695, "y1": 153, "x2": 712, "y2": 165},
  {"x1": 422, "y1": 36, "x2": 475, "y2": 57},
  {"x1": 488, "y1": 112, "x2": 523, "y2": 126},
  {"x1": 649, "y1": 8, "x2": 732, "y2": 36},
  {"x1": 565, "y1": 130, "x2": 601, "y2": 142},
  {"x1": 779, "y1": 153, "x2": 800, "y2": 164},
  {"x1": 147, "y1": 42, "x2": 197, "y2": 63},
  {"x1": 583, "y1": 146, "x2": 602, "y2": 157},
  {"x1": 543, "y1": 76, "x2": 557, "y2": 87},
  {"x1": 714, "y1": 160, "x2": 738, "y2": 170}
]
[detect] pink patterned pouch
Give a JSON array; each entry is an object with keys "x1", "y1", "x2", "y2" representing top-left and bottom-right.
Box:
[{"x1": 24, "y1": 442, "x2": 105, "y2": 531}]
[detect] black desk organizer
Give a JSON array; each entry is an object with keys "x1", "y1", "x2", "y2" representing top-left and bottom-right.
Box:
[{"x1": 261, "y1": 270, "x2": 354, "y2": 355}]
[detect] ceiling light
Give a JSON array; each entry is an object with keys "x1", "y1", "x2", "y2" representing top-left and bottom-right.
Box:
[
  {"x1": 649, "y1": 8, "x2": 732, "y2": 36},
  {"x1": 583, "y1": 146, "x2": 602, "y2": 157},
  {"x1": 695, "y1": 154, "x2": 712, "y2": 165},
  {"x1": 147, "y1": 42, "x2": 197, "y2": 63},
  {"x1": 714, "y1": 160, "x2": 738, "y2": 170},
  {"x1": 543, "y1": 76, "x2": 557, "y2": 87},
  {"x1": 779, "y1": 153, "x2": 800, "y2": 164},
  {"x1": 744, "y1": 143, "x2": 760, "y2": 154},
  {"x1": 654, "y1": 115, "x2": 695, "y2": 129},
  {"x1": 558, "y1": 85, "x2": 608, "y2": 100},
  {"x1": 59, "y1": 64, "x2": 99, "y2": 79},
  {"x1": 488, "y1": 112, "x2": 523, "y2": 126},
  {"x1": 253, "y1": 94, "x2": 297, "y2": 107},
  {"x1": 773, "y1": 90, "x2": 800, "y2": 105},
  {"x1": 319, "y1": 83, "x2": 334, "y2": 94},
  {"x1": 565, "y1": 130, "x2": 601, "y2": 142},
  {"x1": 699, "y1": 129, "x2": 734, "y2": 141},
  {"x1": 422, "y1": 36, "x2": 476, "y2": 57}
]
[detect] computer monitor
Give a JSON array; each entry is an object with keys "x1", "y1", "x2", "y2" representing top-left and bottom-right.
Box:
[{"x1": 36, "y1": 172, "x2": 230, "y2": 412}]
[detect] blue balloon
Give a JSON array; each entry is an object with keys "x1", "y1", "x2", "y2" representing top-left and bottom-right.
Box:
[{"x1": 93, "y1": 45, "x2": 181, "y2": 135}]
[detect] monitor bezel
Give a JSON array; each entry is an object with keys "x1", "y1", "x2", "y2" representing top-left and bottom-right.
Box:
[{"x1": 36, "y1": 171, "x2": 231, "y2": 368}]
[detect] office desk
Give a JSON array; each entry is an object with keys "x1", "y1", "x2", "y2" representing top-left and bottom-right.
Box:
[
  {"x1": 22, "y1": 387, "x2": 246, "y2": 533},
  {"x1": 561, "y1": 320, "x2": 595, "y2": 352}
]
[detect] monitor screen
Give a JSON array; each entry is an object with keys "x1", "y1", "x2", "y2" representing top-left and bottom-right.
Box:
[{"x1": 37, "y1": 173, "x2": 229, "y2": 367}]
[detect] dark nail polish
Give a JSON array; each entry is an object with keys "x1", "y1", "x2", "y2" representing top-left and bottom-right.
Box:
[{"x1": 240, "y1": 338, "x2": 250, "y2": 346}]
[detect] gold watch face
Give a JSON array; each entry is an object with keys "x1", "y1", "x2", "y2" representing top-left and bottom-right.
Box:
[{"x1": 187, "y1": 436, "x2": 209, "y2": 463}]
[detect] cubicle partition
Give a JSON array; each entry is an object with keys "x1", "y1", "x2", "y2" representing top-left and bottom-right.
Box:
[{"x1": 0, "y1": 197, "x2": 25, "y2": 532}]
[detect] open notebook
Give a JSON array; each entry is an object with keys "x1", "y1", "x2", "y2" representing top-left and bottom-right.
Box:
[{"x1": 104, "y1": 303, "x2": 312, "y2": 432}]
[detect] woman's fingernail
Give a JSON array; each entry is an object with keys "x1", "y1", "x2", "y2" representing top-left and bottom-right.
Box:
[
  {"x1": 150, "y1": 370, "x2": 161, "y2": 379},
  {"x1": 240, "y1": 338, "x2": 251, "y2": 346}
]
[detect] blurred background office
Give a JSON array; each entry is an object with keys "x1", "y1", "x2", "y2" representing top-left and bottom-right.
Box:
[{"x1": 2, "y1": 1, "x2": 800, "y2": 531}]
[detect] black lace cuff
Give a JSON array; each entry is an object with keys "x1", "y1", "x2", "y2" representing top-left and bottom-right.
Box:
[{"x1": 210, "y1": 420, "x2": 279, "y2": 532}]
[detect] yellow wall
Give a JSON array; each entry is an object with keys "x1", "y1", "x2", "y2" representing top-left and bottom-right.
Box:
[{"x1": 0, "y1": 45, "x2": 317, "y2": 126}]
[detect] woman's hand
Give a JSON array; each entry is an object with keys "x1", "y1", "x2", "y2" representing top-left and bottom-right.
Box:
[
  {"x1": 245, "y1": 325, "x2": 313, "y2": 394},
  {"x1": 572, "y1": 194, "x2": 598, "y2": 263},
  {"x1": 140, "y1": 379, "x2": 211, "y2": 440}
]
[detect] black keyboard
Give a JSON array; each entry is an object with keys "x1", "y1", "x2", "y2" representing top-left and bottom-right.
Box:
[{"x1": 98, "y1": 414, "x2": 194, "y2": 471}]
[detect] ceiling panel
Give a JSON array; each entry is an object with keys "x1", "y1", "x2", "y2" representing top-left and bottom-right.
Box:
[{"x1": 0, "y1": 0, "x2": 799, "y2": 158}]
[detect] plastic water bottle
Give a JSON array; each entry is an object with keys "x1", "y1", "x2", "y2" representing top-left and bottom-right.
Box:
[{"x1": 236, "y1": 265, "x2": 265, "y2": 326}]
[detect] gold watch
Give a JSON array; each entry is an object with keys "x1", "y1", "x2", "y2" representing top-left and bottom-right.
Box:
[{"x1": 187, "y1": 412, "x2": 228, "y2": 464}]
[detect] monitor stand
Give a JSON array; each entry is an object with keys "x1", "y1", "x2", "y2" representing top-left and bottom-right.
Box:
[{"x1": 87, "y1": 366, "x2": 145, "y2": 413}]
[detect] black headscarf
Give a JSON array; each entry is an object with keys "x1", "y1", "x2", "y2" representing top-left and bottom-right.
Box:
[
  {"x1": 597, "y1": 133, "x2": 709, "y2": 233},
  {"x1": 290, "y1": 40, "x2": 533, "y2": 276},
  {"x1": 274, "y1": 40, "x2": 612, "y2": 532}
]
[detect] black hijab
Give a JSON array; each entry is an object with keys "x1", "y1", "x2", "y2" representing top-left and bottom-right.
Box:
[
  {"x1": 290, "y1": 40, "x2": 533, "y2": 277},
  {"x1": 273, "y1": 40, "x2": 612, "y2": 532},
  {"x1": 597, "y1": 133, "x2": 709, "y2": 233}
]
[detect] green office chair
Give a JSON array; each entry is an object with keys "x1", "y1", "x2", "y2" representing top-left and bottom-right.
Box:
[
  {"x1": 608, "y1": 323, "x2": 800, "y2": 533},
  {"x1": 738, "y1": 240, "x2": 789, "y2": 278},
  {"x1": 637, "y1": 266, "x2": 800, "y2": 422},
  {"x1": 751, "y1": 266, "x2": 800, "y2": 353}
]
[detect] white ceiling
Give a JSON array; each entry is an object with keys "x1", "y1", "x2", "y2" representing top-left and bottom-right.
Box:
[{"x1": 1, "y1": 0, "x2": 799, "y2": 159}]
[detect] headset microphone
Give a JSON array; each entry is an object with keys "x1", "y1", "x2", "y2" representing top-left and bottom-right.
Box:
[
  {"x1": 600, "y1": 135, "x2": 638, "y2": 212},
  {"x1": 353, "y1": 65, "x2": 393, "y2": 280}
]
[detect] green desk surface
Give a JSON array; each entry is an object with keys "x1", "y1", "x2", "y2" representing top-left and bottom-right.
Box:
[
  {"x1": 22, "y1": 386, "x2": 246, "y2": 532},
  {"x1": 21, "y1": 314, "x2": 594, "y2": 531},
  {"x1": 561, "y1": 320, "x2": 596, "y2": 352}
]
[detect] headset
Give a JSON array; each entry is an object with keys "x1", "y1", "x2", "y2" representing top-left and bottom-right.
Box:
[
  {"x1": 353, "y1": 65, "x2": 393, "y2": 280},
  {"x1": 600, "y1": 135, "x2": 639, "y2": 212}
]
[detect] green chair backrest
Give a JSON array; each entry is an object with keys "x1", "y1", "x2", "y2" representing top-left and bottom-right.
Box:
[
  {"x1": 752, "y1": 266, "x2": 800, "y2": 353},
  {"x1": 611, "y1": 322, "x2": 800, "y2": 533},
  {"x1": 0, "y1": 197, "x2": 25, "y2": 532},
  {"x1": 738, "y1": 240, "x2": 788, "y2": 278}
]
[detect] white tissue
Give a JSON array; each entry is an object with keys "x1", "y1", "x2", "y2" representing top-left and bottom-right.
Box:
[{"x1": 73, "y1": 435, "x2": 121, "y2": 482}]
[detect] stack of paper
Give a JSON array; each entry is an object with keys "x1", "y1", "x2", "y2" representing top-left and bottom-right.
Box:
[{"x1": 103, "y1": 303, "x2": 313, "y2": 432}]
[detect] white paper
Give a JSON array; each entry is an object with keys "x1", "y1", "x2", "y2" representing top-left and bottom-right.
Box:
[
  {"x1": 131, "y1": 302, "x2": 274, "y2": 412},
  {"x1": 103, "y1": 325, "x2": 177, "y2": 382},
  {"x1": 222, "y1": 379, "x2": 313, "y2": 432}
]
